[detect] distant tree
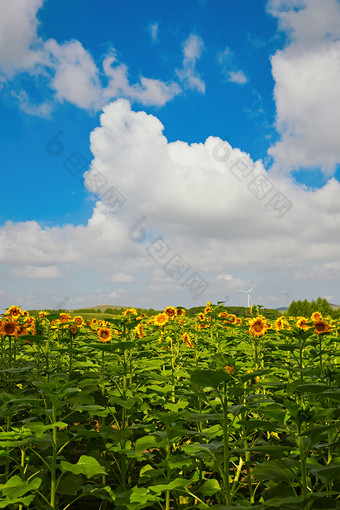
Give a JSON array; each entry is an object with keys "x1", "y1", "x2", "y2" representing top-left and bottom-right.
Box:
[{"x1": 287, "y1": 297, "x2": 333, "y2": 317}]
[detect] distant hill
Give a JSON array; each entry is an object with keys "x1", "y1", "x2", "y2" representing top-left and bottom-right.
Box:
[{"x1": 69, "y1": 304, "x2": 125, "y2": 312}]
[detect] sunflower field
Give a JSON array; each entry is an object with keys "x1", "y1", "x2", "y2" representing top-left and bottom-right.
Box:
[{"x1": 0, "y1": 303, "x2": 339, "y2": 510}]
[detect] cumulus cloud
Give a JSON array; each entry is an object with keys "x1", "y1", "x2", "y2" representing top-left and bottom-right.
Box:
[
  {"x1": 176, "y1": 34, "x2": 205, "y2": 93},
  {"x1": 2, "y1": 101, "x2": 340, "y2": 309},
  {"x1": 218, "y1": 47, "x2": 248, "y2": 85},
  {"x1": 268, "y1": 0, "x2": 340, "y2": 173},
  {"x1": 0, "y1": 0, "x2": 181, "y2": 112},
  {"x1": 0, "y1": 0, "x2": 44, "y2": 76}
]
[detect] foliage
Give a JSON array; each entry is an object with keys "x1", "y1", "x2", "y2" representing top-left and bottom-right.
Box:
[{"x1": 0, "y1": 303, "x2": 339, "y2": 509}]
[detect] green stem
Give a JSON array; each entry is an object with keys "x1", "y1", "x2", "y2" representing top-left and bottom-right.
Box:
[
  {"x1": 50, "y1": 402, "x2": 58, "y2": 509},
  {"x1": 222, "y1": 382, "x2": 231, "y2": 505},
  {"x1": 298, "y1": 430, "x2": 307, "y2": 498}
]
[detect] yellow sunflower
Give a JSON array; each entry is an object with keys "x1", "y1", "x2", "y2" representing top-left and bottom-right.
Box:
[
  {"x1": 97, "y1": 327, "x2": 112, "y2": 343},
  {"x1": 204, "y1": 302, "x2": 212, "y2": 314},
  {"x1": 313, "y1": 319, "x2": 331, "y2": 334},
  {"x1": 182, "y1": 332, "x2": 194, "y2": 348},
  {"x1": 248, "y1": 316, "x2": 268, "y2": 338},
  {"x1": 296, "y1": 317, "x2": 310, "y2": 330},
  {"x1": 223, "y1": 365, "x2": 235, "y2": 375},
  {"x1": 135, "y1": 323, "x2": 144, "y2": 338},
  {"x1": 154, "y1": 313, "x2": 168, "y2": 327},
  {"x1": 5, "y1": 306, "x2": 23, "y2": 318},
  {"x1": 59, "y1": 313, "x2": 72, "y2": 323},
  {"x1": 70, "y1": 324, "x2": 78, "y2": 336},
  {"x1": 275, "y1": 316, "x2": 290, "y2": 332},
  {"x1": 311, "y1": 311, "x2": 322, "y2": 321},
  {"x1": 176, "y1": 307, "x2": 186, "y2": 316},
  {"x1": 0, "y1": 319, "x2": 20, "y2": 337},
  {"x1": 123, "y1": 308, "x2": 138, "y2": 317},
  {"x1": 73, "y1": 316, "x2": 85, "y2": 327},
  {"x1": 164, "y1": 306, "x2": 177, "y2": 318}
]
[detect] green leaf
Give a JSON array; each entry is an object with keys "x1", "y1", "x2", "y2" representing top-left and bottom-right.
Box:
[
  {"x1": 190, "y1": 369, "x2": 232, "y2": 388},
  {"x1": 253, "y1": 459, "x2": 298, "y2": 482},
  {"x1": 57, "y1": 472, "x2": 83, "y2": 495},
  {"x1": 61, "y1": 455, "x2": 107, "y2": 478},
  {"x1": 0, "y1": 475, "x2": 41, "y2": 499},
  {"x1": 199, "y1": 478, "x2": 221, "y2": 496}
]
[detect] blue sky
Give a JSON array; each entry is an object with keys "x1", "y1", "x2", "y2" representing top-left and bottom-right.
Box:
[{"x1": 1, "y1": 0, "x2": 340, "y2": 311}]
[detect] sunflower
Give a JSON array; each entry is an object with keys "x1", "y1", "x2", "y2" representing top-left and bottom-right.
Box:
[
  {"x1": 275, "y1": 316, "x2": 290, "y2": 332},
  {"x1": 154, "y1": 313, "x2": 168, "y2": 327},
  {"x1": 227, "y1": 314, "x2": 237, "y2": 324},
  {"x1": 135, "y1": 323, "x2": 144, "y2": 338},
  {"x1": 182, "y1": 332, "x2": 194, "y2": 348},
  {"x1": 18, "y1": 324, "x2": 29, "y2": 336},
  {"x1": 204, "y1": 302, "x2": 212, "y2": 314},
  {"x1": 313, "y1": 319, "x2": 331, "y2": 334},
  {"x1": 248, "y1": 316, "x2": 268, "y2": 338},
  {"x1": 97, "y1": 327, "x2": 112, "y2": 343},
  {"x1": 176, "y1": 307, "x2": 186, "y2": 316},
  {"x1": 0, "y1": 319, "x2": 20, "y2": 337},
  {"x1": 123, "y1": 308, "x2": 138, "y2": 317},
  {"x1": 223, "y1": 365, "x2": 235, "y2": 375},
  {"x1": 198, "y1": 313, "x2": 205, "y2": 322},
  {"x1": 73, "y1": 316, "x2": 85, "y2": 327},
  {"x1": 311, "y1": 311, "x2": 322, "y2": 321},
  {"x1": 296, "y1": 317, "x2": 310, "y2": 330},
  {"x1": 250, "y1": 305, "x2": 256, "y2": 316},
  {"x1": 59, "y1": 313, "x2": 72, "y2": 323},
  {"x1": 164, "y1": 306, "x2": 177, "y2": 318},
  {"x1": 218, "y1": 311, "x2": 228, "y2": 318},
  {"x1": 5, "y1": 306, "x2": 23, "y2": 318},
  {"x1": 70, "y1": 324, "x2": 78, "y2": 336},
  {"x1": 39, "y1": 311, "x2": 47, "y2": 319}
]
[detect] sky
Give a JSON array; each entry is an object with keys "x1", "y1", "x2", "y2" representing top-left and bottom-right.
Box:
[{"x1": 1, "y1": 0, "x2": 340, "y2": 312}]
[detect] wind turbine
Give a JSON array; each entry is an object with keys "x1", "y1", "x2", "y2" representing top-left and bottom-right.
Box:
[
  {"x1": 238, "y1": 285, "x2": 256, "y2": 308},
  {"x1": 279, "y1": 288, "x2": 293, "y2": 308}
]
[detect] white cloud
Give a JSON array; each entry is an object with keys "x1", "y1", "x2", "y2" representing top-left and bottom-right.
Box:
[
  {"x1": 268, "y1": 0, "x2": 340, "y2": 173},
  {"x1": 229, "y1": 70, "x2": 248, "y2": 84},
  {"x1": 218, "y1": 47, "x2": 248, "y2": 85},
  {"x1": 2, "y1": 101, "x2": 340, "y2": 309},
  {"x1": 176, "y1": 34, "x2": 205, "y2": 93},
  {"x1": 148, "y1": 22, "x2": 159, "y2": 43},
  {"x1": 0, "y1": 0, "x2": 181, "y2": 112},
  {"x1": 11, "y1": 265, "x2": 61, "y2": 279},
  {"x1": 107, "y1": 272, "x2": 135, "y2": 283},
  {"x1": 0, "y1": 0, "x2": 44, "y2": 76}
]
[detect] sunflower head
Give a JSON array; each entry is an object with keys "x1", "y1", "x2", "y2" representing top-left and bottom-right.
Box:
[
  {"x1": 154, "y1": 313, "x2": 168, "y2": 327},
  {"x1": 97, "y1": 327, "x2": 112, "y2": 343},
  {"x1": 223, "y1": 365, "x2": 235, "y2": 375},
  {"x1": 70, "y1": 325, "x2": 78, "y2": 336},
  {"x1": 248, "y1": 316, "x2": 268, "y2": 338},
  {"x1": 313, "y1": 319, "x2": 331, "y2": 335},
  {"x1": 198, "y1": 313, "x2": 205, "y2": 322},
  {"x1": 182, "y1": 332, "x2": 194, "y2": 348},
  {"x1": 176, "y1": 307, "x2": 186, "y2": 316},
  {"x1": 59, "y1": 313, "x2": 72, "y2": 323},
  {"x1": 296, "y1": 317, "x2": 309, "y2": 330},
  {"x1": 5, "y1": 306, "x2": 23, "y2": 318},
  {"x1": 0, "y1": 319, "x2": 20, "y2": 338},
  {"x1": 311, "y1": 311, "x2": 322, "y2": 321},
  {"x1": 123, "y1": 308, "x2": 138, "y2": 317},
  {"x1": 74, "y1": 316, "x2": 84, "y2": 327},
  {"x1": 164, "y1": 306, "x2": 177, "y2": 318},
  {"x1": 135, "y1": 323, "x2": 144, "y2": 338}
]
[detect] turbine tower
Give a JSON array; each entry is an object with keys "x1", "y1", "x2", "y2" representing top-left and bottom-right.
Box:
[
  {"x1": 238, "y1": 285, "x2": 256, "y2": 307},
  {"x1": 279, "y1": 288, "x2": 293, "y2": 308}
]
